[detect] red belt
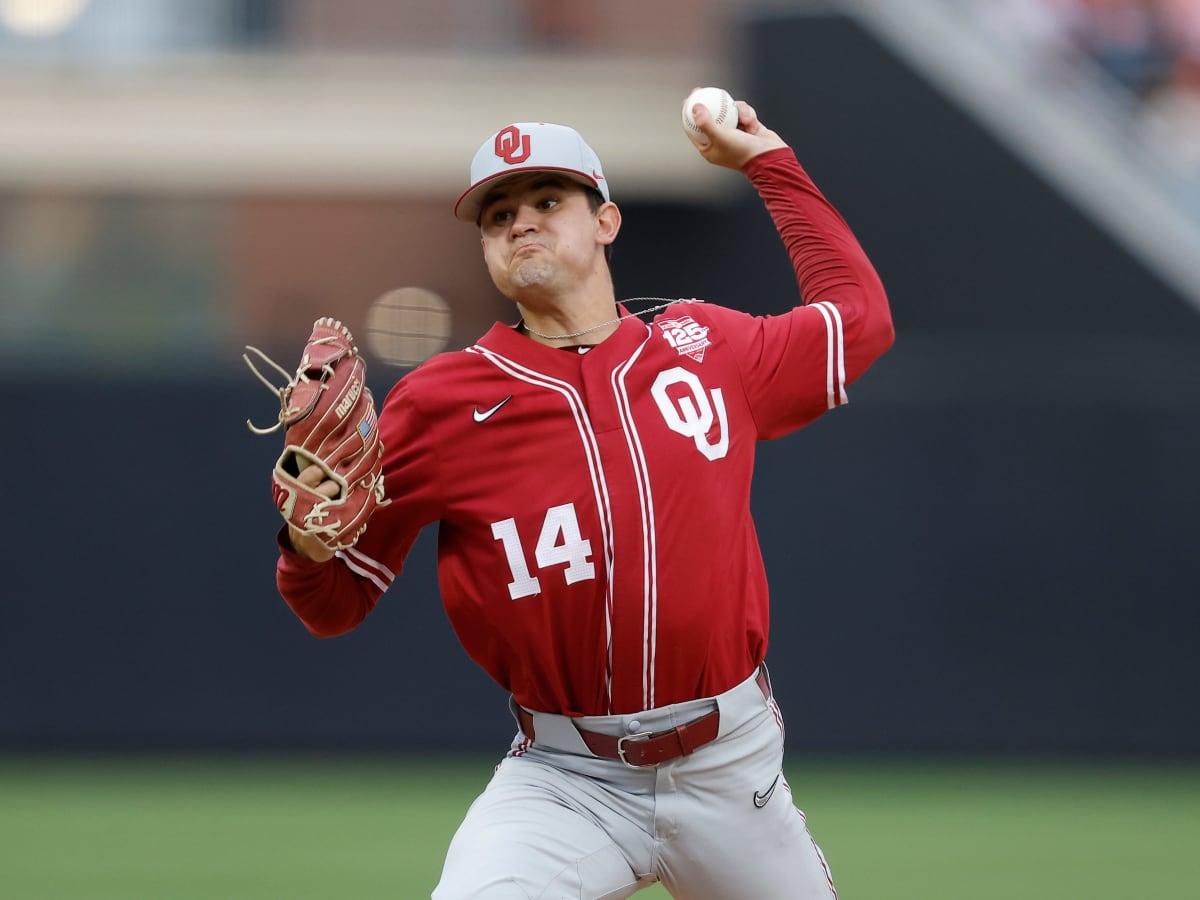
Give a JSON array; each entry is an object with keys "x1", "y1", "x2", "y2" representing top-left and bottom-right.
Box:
[{"x1": 516, "y1": 667, "x2": 771, "y2": 769}]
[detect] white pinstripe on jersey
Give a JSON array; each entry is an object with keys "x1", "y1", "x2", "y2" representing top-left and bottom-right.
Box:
[
  {"x1": 467, "y1": 344, "x2": 620, "y2": 713},
  {"x1": 609, "y1": 328, "x2": 660, "y2": 709}
]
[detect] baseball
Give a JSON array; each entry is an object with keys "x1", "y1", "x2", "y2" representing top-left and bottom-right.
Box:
[{"x1": 681, "y1": 87, "x2": 739, "y2": 146}]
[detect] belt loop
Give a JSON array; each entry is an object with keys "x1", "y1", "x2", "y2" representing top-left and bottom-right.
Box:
[
  {"x1": 756, "y1": 663, "x2": 772, "y2": 701},
  {"x1": 515, "y1": 705, "x2": 536, "y2": 741},
  {"x1": 674, "y1": 718, "x2": 703, "y2": 757}
]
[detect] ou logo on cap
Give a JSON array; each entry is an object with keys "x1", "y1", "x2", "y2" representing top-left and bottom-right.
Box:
[{"x1": 495, "y1": 125, "x2": 532, "y2": 164}]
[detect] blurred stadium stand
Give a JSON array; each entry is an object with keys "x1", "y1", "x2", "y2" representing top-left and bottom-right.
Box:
[
  {"x1": 3, "y1": 0, "x2": 1198, "y2": 757},
  {"x1": 876, "y1": 0, "x2": 1200, "y2": 316},
  {"x1": 0, "y1": 0, "x2": 736, "y2": 368},
  {"x1": 3, "y1": 0, "x2": 1199, "y2": 367}
]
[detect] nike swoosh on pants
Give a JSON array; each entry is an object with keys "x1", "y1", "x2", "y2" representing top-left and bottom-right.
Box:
[{"x1": 753, "y1": 773, "x2": 780, "y2": 808}]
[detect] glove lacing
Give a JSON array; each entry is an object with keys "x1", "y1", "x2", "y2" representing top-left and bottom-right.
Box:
[{"x1": 242, "y1": 339, "x2": 339, "y2": 435}]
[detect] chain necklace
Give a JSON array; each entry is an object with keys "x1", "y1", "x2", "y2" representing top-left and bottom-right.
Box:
[{"x1": 520, "y1": 298, "x2": 699, "y2": 341}]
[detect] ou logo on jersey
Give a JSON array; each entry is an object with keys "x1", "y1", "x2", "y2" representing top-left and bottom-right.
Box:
[
  {"x1": 651, "y1": 367, "x2": 729, "y2": 461},
  {"x1": 495, "y1": 125, "x2": 532, "y2": 164}
]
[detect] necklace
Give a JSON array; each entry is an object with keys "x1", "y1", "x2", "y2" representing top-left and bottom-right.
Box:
[{"x1": 520, "y1": 298, "x2": 698, "y2": 341}]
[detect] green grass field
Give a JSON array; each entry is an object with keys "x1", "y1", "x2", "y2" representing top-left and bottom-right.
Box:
[{"x1": 2, "y1": 755, "x2": 1198, "y2": 898}]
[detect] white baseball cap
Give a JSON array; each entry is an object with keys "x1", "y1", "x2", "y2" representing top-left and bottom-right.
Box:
[{"x1": 454, "y1": 122, "x2": 610, "y2": 223}]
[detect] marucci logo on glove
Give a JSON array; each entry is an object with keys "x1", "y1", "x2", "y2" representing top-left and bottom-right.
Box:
[
  {"x1": 271, "y1": 481, "x2": 296, "y2": 519},
  {"x1": 336, "y1": 379, "x2": 363, "y2": 419}
]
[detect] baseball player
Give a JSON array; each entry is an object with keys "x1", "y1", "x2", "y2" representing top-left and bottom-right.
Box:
[{"x1": 273, "y1": 95, "x2": 893, "y2": 898}]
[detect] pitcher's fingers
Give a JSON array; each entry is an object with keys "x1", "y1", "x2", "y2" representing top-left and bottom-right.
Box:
[
  {"x1": 736, "y1": 101, "x2": 759, "y2": 131},
  {"x1": 297, "y1": 463, "x2": 327, "y2": 487},
  {"x1": 298, "y1": 463, "x2": 340, "y2": 497}
]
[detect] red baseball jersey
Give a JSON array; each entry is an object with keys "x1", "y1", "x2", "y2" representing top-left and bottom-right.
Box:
[{"x1": 277, "y1": 147, "x2": 893, "y2": 716}]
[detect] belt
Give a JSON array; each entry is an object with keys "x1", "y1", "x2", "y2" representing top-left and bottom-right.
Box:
[{"x1": 516, "y1": 667, "x2": 771, "y2": 769}]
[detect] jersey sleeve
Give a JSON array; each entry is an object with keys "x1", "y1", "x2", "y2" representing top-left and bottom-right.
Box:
[
  {"x1": 275, "y1": 370, "x2": 444, "y2": 637},
  {"x1": 725, "y1": 146, "x2": 894, "y2": 439}
]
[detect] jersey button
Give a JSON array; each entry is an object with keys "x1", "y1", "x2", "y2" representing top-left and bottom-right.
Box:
[{"x1": 627, "y1": 720, "x2": 642, "y2": 732}]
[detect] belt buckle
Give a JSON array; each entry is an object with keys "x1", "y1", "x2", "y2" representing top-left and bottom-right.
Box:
[{"x1": 616, "y1": 731, "x2": 655, "y2": 769}]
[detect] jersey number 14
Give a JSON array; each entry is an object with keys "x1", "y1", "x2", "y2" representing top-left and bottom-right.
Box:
[{"x1": 491, "y1": 503, "x2": 595, "y2": 600}]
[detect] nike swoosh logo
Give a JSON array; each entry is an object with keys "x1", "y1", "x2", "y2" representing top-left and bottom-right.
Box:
[
  {"x1": 753, "y1": 774, "x2": 780, "y2": 809},
  {"x1": 472, "y1": 395, "x2": 513, "y2": 423}
]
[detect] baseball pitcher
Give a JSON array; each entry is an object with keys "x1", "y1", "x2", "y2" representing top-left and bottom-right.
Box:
[{"x1": 260, "y1": 93, "x2": 894, "y2": 898}]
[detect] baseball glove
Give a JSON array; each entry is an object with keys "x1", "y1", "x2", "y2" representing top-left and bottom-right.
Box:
[{"x1": 244, "y1": 317, "x2": 389, "y2": 551}]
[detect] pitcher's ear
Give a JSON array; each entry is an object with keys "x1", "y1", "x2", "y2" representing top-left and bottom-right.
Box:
[{"x1": 597, "y1": 201, "x2": 621, "y2": 247}]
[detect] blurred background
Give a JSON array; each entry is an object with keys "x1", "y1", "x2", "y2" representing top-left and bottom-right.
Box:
[{"x1": 2, "y1": 0, "x2": 1200, "y2": 894}]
